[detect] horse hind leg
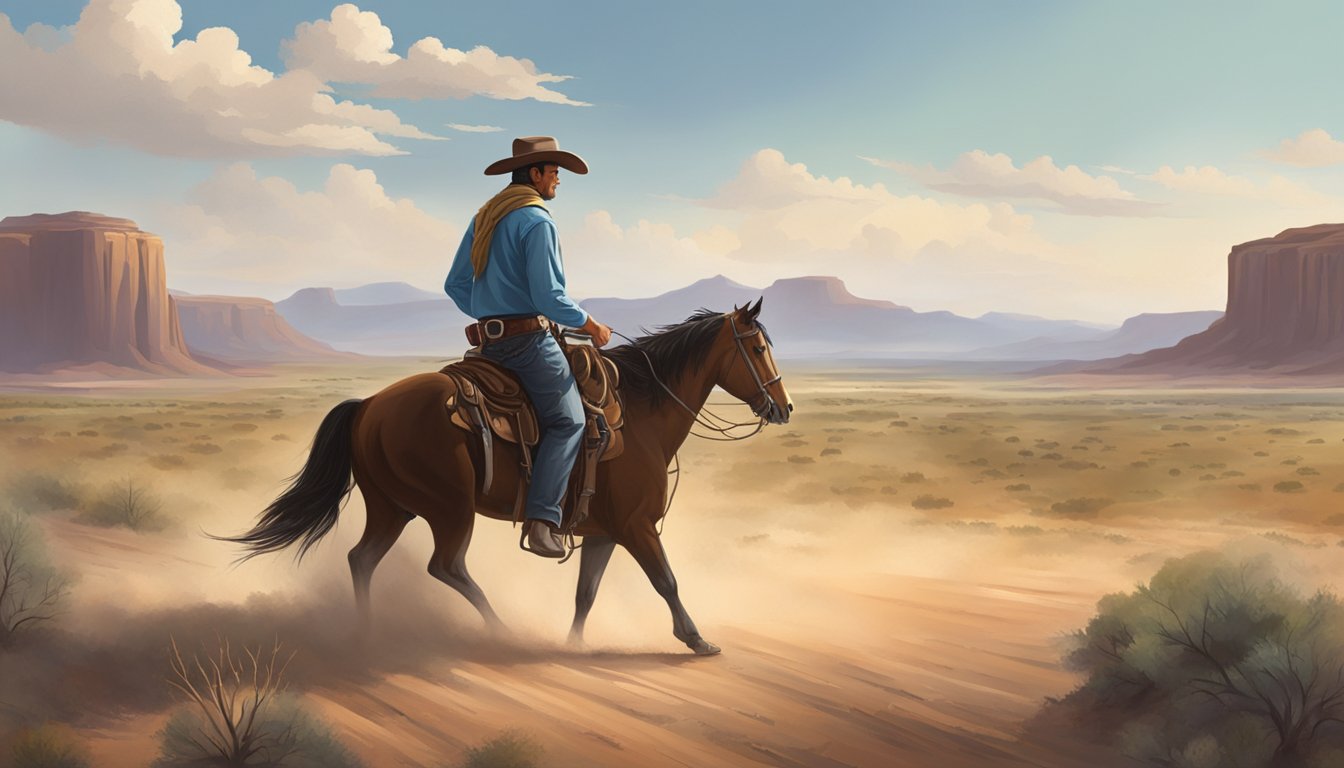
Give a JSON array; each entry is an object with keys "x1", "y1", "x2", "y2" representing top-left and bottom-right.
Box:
[
  {"x1": 425, "y1": 506, "x2": 506, "y2": 633},
  {"x1": 349, "y1": 484, "x2": 413, "y2": 631},
  {"x1": 568, "y1": 533, "x2": 616, "y2": 646}
]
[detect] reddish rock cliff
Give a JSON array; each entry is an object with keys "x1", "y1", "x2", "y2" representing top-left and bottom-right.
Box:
[
  {"x1": 175, "y1": 295, "x2": 357, "y2": 363},
  {"x1": 1090, "y1": 224, "x2": 1344, "y2": 374},
  {"x1": 0, "y1": 212, "x2": 213, "y2": 374}
]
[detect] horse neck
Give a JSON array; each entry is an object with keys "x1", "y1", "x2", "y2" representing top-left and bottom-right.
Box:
[{"x1": 637, "y1": 345, "x2": 725, "y2": 460}]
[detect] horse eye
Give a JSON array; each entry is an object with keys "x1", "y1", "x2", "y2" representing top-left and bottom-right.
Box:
[{"x1": 754, "y1": 345, "x2": 766, "y2": 354}]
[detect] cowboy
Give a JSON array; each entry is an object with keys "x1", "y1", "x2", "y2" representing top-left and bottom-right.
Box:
[{"x1": 444, "y1": 136, "x2": 612, "y2": 558}]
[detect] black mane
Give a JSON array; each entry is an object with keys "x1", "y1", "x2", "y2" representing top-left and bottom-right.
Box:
[{"x1": 604, "y1": 309, "x2": 738, "y2": 406}]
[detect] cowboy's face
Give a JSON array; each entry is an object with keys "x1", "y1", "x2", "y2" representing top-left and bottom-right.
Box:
[{"x1": 530, "y1": 164, "x2": 560, "y2": 200}]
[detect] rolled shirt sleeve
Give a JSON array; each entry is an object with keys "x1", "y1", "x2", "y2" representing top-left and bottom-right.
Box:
[{"x1": 522, "y1": 219, "x2": 589, "y2": 328}]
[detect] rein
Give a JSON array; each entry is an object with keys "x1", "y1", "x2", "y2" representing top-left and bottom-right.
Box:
[{"x1": 611, "y1": 321, "x2": 773, "y2": 441}]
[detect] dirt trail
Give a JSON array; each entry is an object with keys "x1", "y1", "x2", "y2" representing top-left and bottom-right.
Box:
[{"x1": 302, "y1": 573, "x2": 1122, "y2": 768}]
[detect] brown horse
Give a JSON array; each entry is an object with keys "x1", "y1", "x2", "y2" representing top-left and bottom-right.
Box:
[{"x1": 224, "y1": 300, "x2": 791, "y2": 655}]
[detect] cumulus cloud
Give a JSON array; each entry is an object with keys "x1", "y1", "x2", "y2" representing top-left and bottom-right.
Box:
[
  {"x1": 707, "y1": 149, "x2": 1057, "y2": 260},
  {"x1": 865, "y1": 150, "x2": 1164, "y2": 217},
  {"x1": 0, "y1": 0, "x2": 579, "y2": 157},
  {"x1": 1261, "y1": 129, "x2": 1344, "y2": 167},
  {"x1": 1141, "y1": 165, "x2": 1334, "y2": 208},
  {"x1": 159, "y1": 163, "x2": 459, "y2": 295},
  {"x1": 564, "y1": 211, "x2": 734, "y2": 298},
  {"x1": 284, "y1": 4, "x2": 588, "y2": 105}
]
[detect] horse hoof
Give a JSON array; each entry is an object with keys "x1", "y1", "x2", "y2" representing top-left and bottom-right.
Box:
[{"x1": 690, "y1": 639, "x2": 721, "y2": 656}]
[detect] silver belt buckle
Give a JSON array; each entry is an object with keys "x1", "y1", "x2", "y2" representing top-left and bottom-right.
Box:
[
  {"x1": 537, "y1": 316, "x2": 550, "y2": 332},
  {"x1": 483, "y1": 318, "x2": 506, "y2": 340}
]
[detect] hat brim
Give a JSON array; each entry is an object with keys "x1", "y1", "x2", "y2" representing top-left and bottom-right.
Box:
[{"x1": 484, "y1": 150, "x2": 589, "y2": 176}]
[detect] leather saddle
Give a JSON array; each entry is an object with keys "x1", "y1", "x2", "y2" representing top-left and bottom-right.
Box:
[{"x1": 438, "y1": 335, "x2": 625, "y2": 532}]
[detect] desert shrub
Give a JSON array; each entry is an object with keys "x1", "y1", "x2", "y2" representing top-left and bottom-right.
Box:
[
  {"x1": 155, "y1": 638, "x2": 363, "y2": 768},
  {"x1": 154, "y1": 699, "x2": 363, "y2": 768},
  {"x1": 1273, "y1": 481, "x2": 1305, "y2": 494},
  {"x1": 78, "y1": 479, "x2": 162, "y2": 531},
  {"x1": 0, "y1": 512, "x2": 70, "y2": 647},
  {"x1": 1046, "y1": 498, "x2": 1113, "y2": 519},
  {"x1": 453, "y1": 730, "x2": 544, "y2": 768},
  {"x1": 911, "y1": 495, "x2": 953, "y2": 510},
  {"x1": 1053, "y1": 551, "x2": 1344, "y2": 767},
  {"x1": 8, "y1": 723, "x2": 90, "y2": 768},
  {"x1": 786, "y1": 455, "x2": 814, "y2": 464},
  {"x1": 4, "y1": 474, "x2": 87, "y2": 514}
]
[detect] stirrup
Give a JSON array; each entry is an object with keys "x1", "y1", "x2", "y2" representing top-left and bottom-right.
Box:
[{"x1": 519, "y1": 521, "x2": 565, "y2": 559}]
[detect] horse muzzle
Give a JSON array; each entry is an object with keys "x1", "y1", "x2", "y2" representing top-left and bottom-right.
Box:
[{"x1": 753, "y1": 396, "x2": 791, "y2": 425}]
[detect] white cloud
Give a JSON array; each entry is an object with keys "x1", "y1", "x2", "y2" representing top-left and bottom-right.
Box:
[
  {"x1": 447, "y1": 123, "x2": 504, "y2": 133},
  {"x1": 0, "y1": 0, "x2": 578, "y2": 157},
  {"x1": 865, "y1": 149, "x2": 1164, "y2": 216},
  {"x1": 1142, "y1": 164, "x2": 1334, "y2": 208},
  {"x1": 159, "y1": 163, "x2": 459, "y2": 295},
  {"x1": 1261, "y1": 128, "x2": 1344, "y2": 167},
  {"x1": 284, "y1": 4, "x2": 588, "y2": 105},
  {"x1": 564, "y1": 211, "x2": 732, "y2": 298},
  {"x1": 707, "y1": 149, "x2": 1058, "y2": 260}
]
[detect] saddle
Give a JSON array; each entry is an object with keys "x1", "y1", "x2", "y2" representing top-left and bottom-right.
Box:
[{"x1": 438, "y1": 333, "x2": 624, "y2": 533}]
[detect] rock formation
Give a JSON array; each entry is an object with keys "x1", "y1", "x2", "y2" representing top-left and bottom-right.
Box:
[
  {"x1": 175, "y1": 295, "x2": 357, "y2": 363},
  {"x1": 1088, "y1": 224, "x2": 1344, "y2": 374},
  {"x1": 0, "y1": 212, "x2": 213, "y2": 374}
]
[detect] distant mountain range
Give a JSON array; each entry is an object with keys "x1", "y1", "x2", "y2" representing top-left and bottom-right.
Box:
[
  {"x1": 275, "y1": 287, "x2": 470, "y2": 357},
  {"x1": 249, "y1": 275, "x2": 1220, "y2": 361}
]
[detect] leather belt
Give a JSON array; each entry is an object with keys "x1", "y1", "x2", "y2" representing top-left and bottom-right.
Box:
[{"x1": 465, "y1": 315, "x2": 550, "y2": 347}]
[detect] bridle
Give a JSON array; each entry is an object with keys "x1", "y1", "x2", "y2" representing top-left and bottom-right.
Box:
[
  {"x1": 612, "y1": 312, "x2": 786, "y2": 440},
  {"x1": 728, "y1": 313, "x2": 785, "y2": 423}
]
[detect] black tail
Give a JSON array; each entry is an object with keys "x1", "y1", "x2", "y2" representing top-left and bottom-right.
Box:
[{"x1": 221, "y1": 399, "x2": 362, "y2": 563}]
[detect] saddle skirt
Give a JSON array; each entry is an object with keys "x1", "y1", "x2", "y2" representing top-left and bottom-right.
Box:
[{"x1": 438, "y1": 340, "x2": 625, "y2": 530}]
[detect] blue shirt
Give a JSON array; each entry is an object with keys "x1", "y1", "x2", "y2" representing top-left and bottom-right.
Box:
[{"x1": 444, "y1": 206, "x2": 589, "y2": 328}]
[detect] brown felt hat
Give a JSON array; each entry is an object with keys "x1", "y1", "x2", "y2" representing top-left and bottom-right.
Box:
[{"x1": 483, "y1": 136, "x2": 589, "y2": 176}]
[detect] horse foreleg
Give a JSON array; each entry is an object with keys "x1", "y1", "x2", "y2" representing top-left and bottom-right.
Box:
[
  {"x1": 349, "y1": 488, "x2": 413, "y2": 632},
  {"x1": 624, "y1": 526, "x2": 720, "y2": 656},
  {"x1": 568, "y1": 534, "x2": 616, "y2": 646}
]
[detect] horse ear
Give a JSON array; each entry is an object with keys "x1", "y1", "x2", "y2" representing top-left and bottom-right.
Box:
[{"x1": 748, "y1": 297, "x2": 763, "y2": 319}]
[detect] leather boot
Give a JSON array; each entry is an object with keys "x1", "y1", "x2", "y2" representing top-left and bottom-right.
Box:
[{"x1": 525, "y1": 520, "x2": 565, "y2": 558}]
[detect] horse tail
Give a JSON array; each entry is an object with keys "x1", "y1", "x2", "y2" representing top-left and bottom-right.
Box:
[{"x1": 222, "y1": 398, "x2": 363, "y2": 563}]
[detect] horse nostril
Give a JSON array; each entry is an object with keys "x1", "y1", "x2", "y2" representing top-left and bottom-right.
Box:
[{"x1": 787, "y1": 403, "x2": 794, "y2": 413}]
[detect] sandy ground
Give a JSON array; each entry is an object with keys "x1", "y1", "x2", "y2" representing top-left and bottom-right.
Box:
[{"x1": 4, "y1": 360, "x2": 1344, "y2": 767}]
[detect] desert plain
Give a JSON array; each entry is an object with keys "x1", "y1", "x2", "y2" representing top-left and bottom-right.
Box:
[{"x1": 3, "y1": 358, "x2": 1344, "y2": 767}]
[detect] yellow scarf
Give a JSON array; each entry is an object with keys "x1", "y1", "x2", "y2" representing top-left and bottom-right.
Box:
[{"x1": 471, "y1": 184, "x2": 548, "y2": 278}]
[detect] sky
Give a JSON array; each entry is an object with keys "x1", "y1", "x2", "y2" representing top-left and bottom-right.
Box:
[{"x1": 1, "y1": 0, "x2": 1343, "y2": 324}]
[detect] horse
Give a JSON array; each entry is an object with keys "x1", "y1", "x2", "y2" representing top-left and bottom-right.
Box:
[{"x1": 223, "y1": 299, "x2": 792, "y2": 655}]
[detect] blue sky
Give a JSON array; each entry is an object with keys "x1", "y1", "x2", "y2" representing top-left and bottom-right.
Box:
[{"x1": 2, "y1": 1, "x2": 1342, "y2": 322}]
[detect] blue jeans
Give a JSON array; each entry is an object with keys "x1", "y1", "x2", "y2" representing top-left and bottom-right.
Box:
[{"x1": 479, "y1": 330, "x2": 583, "y2": 528}]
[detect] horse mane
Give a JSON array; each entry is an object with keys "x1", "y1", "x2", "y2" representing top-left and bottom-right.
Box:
[{"x1": 604, "y1": 308, "x2": 771, "y2": 407}]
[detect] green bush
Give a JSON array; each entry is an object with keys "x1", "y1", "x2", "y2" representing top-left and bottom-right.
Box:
[
  {"x1": 4, "y1": 473, "x2": 87, "y2": 514},
  {"x1": 77, "y1": 478, "x2": 163, "y2": 531},
  {"x1": 0, "y1": 511, "x2": 71, "y2": 647},
  {"x1": 1055, "y1": 551, "x2": 1344, "y2": 767},
  {"x1": 154, "y1": 698, "x2": 364, "y2": 768},
  {"x1": 455, "y1": 730, "x2": 544, "y2": 768},
  {"x1": 9, "y1": 723, "x2": 91, "y2": 768}
]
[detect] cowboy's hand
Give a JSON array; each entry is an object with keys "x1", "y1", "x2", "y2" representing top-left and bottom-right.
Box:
[{"x1": 583, "y1": 316, "x2": 612, "y2": 347}]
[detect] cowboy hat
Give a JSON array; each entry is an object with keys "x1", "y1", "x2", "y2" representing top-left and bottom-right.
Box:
[{"x1": 484, "y1": 136, "x2": 589, "y2": 176}]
